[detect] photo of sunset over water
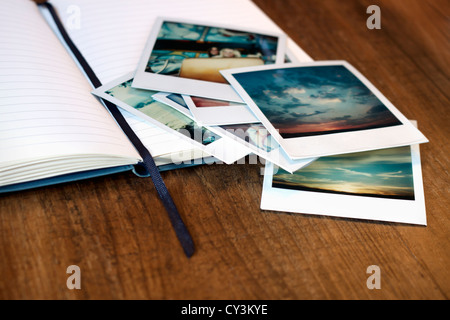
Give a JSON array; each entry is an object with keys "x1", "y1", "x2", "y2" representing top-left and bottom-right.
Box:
[{"x1": 272, "y1": 146, "x2": 415, "y2": 200}]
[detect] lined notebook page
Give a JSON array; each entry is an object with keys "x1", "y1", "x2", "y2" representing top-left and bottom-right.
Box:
[
  {"x1": 0, "y1": 0, "x2": 141, "y2": 167},
  {"x1": 49, "y1": 0, "x2": 313, "y2": 84}
]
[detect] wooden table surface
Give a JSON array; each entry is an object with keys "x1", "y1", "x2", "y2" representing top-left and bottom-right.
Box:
[{"x1": 1, "y1": 0, "x2": 449, "y2": 300}]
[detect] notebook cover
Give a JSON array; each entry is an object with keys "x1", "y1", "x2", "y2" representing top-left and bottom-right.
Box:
[{"x1": 0, "y1": 159, "x2": 212, "y2": 194}]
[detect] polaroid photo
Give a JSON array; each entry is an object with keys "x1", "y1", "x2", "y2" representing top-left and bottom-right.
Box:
[
  {"x1": 208, "y1": 123, "x2": 316, "y2": 173},
  {"x1": 221, "y1": 61, "x2": 429, "y2": 159},
  {"x1": 182, "y1": 95, "x2": 258, "y2": 126},
  {"x1": 261, "y1": 122, "x2": 426, "y2": 225},
  {"x1": 92, "y1": 72, "x2": 251, "y2": 165},
  {"x1": 132, "y1": 17, "x2": 286, "y2": 102}
]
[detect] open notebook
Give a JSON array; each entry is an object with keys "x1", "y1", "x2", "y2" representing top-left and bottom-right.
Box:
[{"x1": 0, "y1": 0, "x2": 313, "y2": 193}]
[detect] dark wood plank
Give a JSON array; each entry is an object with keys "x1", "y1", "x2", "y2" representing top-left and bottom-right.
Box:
[{"x1": 1, "y1": 0, "x2": 448, "y2": 299}]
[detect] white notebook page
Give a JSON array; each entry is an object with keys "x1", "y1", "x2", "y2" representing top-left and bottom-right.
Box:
[
  {"x1": 49, "y1": 0, "x2": 313, "y2": 84},
  {"x1": 0, "y1": 0, "x2": 141, "y2": 170},
  {"x1": 39, "y1": 1, "x2": 206, "y2": 163}
]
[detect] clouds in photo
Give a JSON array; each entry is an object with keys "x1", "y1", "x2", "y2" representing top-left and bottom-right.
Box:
[
  {"x1": 234, "y1": 65, "x2": 402, "y2": 137},
  {"x1": 272, "y1": 146, "x2": 415, "y2": 199}
]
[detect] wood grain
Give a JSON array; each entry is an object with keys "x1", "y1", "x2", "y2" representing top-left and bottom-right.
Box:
[{"x1": 1, "y1": 0, "x2": 449, "y2": 299}]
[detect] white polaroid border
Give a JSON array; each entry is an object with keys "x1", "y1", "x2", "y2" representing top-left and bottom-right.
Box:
[
  {"x1": 132, "y1": 17, "x2": 287, "y2": 102},
  {"x1": 261, "y1": 142, "x2": 426, "y2": 225},
  {"x1": 284, "y1": 47, "x2": 303, "y2": 64},
  {"x1": 92, "y1": 72, "x2": 250, "y2": 165},
  {"x1": 151, "y1": 92, "x2": 193, "y2": 118},
  {"x1": 207, "y1": 124, "x2": 316, "y2": 173},
  {"x1": 221, "y1": 60, "x2": 429, "y2": 159},
  {"x1": 183, "y1": 95, "x2": 259, "y2": 126}
]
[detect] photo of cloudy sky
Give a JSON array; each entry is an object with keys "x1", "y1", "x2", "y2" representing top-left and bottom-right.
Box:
[
  {"x1": 272, "y1": 146, "x2": 415, "y2": 200},
  {"x1": 233, "y1": 65, "x2": 402, "y2": 138}
]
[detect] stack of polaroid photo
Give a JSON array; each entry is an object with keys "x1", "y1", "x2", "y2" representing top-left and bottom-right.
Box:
[{"x1": 92, "y1": 17, "x2": 429, "y2": 226}]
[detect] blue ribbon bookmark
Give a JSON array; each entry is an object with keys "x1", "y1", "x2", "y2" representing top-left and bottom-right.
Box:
[{"x1": 42, "y1": 2, "x2": 195, "y2": 257}]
